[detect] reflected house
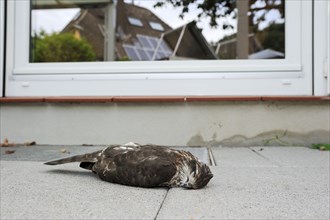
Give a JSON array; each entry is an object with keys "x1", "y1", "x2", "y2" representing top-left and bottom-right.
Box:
[
  {"x1": 216, "y1": 34, "x2": 262, "y2": 59},
  {"x1": 61, "y1": 0, "x2": 216, "y2": 61},
  {"x1": 115, "y1": 0, "x2": 173, "y2": 61},
  {"x1": 62, "y1": 9, "x2": 106, "y2": 61},
  {"x1": 160, "y1": 21, "x2": 218, "y2": 60}
]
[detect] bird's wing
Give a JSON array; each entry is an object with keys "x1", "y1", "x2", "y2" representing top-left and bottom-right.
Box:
[{"x1": 95, "y1": 150, "x2": 177, "y2": 188}]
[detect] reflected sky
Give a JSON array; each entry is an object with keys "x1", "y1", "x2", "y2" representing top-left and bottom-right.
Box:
[{"x1": 31, "y1": 0, "x2": 284, "y2": 43}]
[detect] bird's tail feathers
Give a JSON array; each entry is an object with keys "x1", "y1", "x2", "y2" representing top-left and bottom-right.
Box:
[{"x1": 44, "y1": 150, "x2": 102, "y2": 165}]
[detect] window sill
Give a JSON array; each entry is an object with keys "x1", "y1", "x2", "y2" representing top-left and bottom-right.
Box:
[{"x1": 0, "y1": 96, "x2": 329, "y2": 103}]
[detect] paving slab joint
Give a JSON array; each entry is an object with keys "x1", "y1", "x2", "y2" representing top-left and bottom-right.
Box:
[
  {"x1": 248, "y1": 147, "x2": 281, "y2": 167},
  {"x1": 208, "y1": 147, "x2": 216, "y2": 166},
  {"x1": 154, "y1": 188, "x2": 169, "y2": 220}
]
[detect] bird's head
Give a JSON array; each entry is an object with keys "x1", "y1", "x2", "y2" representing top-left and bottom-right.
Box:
[{"x1": 179, "y1": 160, "x2": 213, "y2": 189}]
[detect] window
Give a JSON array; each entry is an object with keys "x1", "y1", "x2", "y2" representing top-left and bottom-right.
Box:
[
  {"x1": 137, "y1": 35, "x2": 153, "y2": 49},
  {"x1": 0, "y1": 0, "x2": 4, "y2": 97},
  {"x1": 29, "y1": 0, "x2": 286, "y2": 62},
  {"x1": 149, "y1": 21, "x2": 164, "y2": 31},
  {"x1": 123, "y1": 35, "x2": 172, "y2": 61},
  {"x1": 4, "y1": 0, "x2": 319, "y2": 96},
  {"x1": 128, "y1": 17, "x2": 143, "y2": 27},
  {"x1": 123, "y1": 45, "x2": 141, "y2": 61},
  {"x1": 314, "y1": 0, "x2": 330, "y2": 95}
]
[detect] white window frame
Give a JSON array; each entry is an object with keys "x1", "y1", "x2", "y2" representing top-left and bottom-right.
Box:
[
  {"x1": 5, "y1": 0, "x2": 314, "y2": 96},
  {"x1": 0, "y1": 0, "x2": 4, "y2": 97},
  {"x1": 314, "y1": 0, "x2": 330, "y2": 96}
]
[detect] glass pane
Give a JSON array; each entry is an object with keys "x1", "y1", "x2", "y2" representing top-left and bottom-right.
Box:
[
  {"x1": 136, "y1": 48, "x2": 150, "y2": 60},
  {"x1": 128, "y1": 17, "x2": 144, "y2": 27},
  {"x1": 149, "y1": 21, "x2": 165, "y2": 31},
  {"x1": 30, "y1": 0, "x2": 285, "y2": 62},
  {"x1": 137, "y1": 35, "x2": 153, "y2": 49},
  {"x1": 123, "y1": 45, "x2": 140, "y2": 60}
]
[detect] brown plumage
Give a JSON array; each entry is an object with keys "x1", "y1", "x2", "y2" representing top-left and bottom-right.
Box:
[{"x1": 44, "y1": 142, "x2": 213, "y2": 189}]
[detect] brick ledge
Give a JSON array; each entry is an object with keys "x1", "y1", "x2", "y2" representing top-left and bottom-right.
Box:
[{"x1": 0, "y1": 96, "x2": 329, "y2": 103}]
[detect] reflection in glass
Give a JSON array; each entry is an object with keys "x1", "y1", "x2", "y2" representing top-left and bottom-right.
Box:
[{"x1": 30, "y1": 0, "x2": 285, "y2": 62}]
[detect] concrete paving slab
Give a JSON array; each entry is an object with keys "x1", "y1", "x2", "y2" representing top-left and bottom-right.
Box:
[
  {"x1": 157, "y1": 166, "x2": 330, "y2": 220},
  {"x1": 0, "y1": 161, "x2": 167, "y2": 220},
  {"x1": 175, "y1": 147, "x2": 210, "y2": 165},
  {"x1": 250, "y1": 146, "x2": 330, "y2": 167},
  {"x1": 211, "y1": 147, "x2": 277, "y2": 167},
  {"x1": 1, "y1": 146, "x2": 329, "y2": 220}
]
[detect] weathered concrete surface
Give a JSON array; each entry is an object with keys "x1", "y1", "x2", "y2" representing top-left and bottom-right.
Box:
[
  {"x1": 0, "y1": 161, "x2": 167, "y2": 220},
  {"x1": 250, "y1": 146, "x2": 330, "y2": 167},
  {"x1": 1, "y1": 102, "x2": 329, "y2": 146},
  {"x1": 0, "y1": 145, "x2": 210, "y2": 219},
  {"x1": 157, "y1": 147, "x2": 330, "y2": 220},
  {"x1": 218, "y1": 129, "x2": 330, "y2": 147},
  {"x1": 1, "y1": 146, "x2": 329, "y2": 219},
  {"x1": 210, "y1": 146, "x2": 276, "y2": 167},
  {"x1": 157, "y1": 167, "x2": 329, "y2": 220}
]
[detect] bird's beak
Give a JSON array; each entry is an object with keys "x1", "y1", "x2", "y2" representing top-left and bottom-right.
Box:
[{"x1": 180, "y1": 182, "x2": 193, "y2": 189}]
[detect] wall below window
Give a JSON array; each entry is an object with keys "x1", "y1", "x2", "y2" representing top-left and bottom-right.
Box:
[{"x1": 0, "y1": 101, "x2": 329, "y2": 147}]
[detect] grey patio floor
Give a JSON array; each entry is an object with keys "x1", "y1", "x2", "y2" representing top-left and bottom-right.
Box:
[{"x1": 1, "y1": 145, "x2": 329, "y2": 219}]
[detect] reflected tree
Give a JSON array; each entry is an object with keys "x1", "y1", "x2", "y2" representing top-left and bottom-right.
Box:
[
  {"x1": 155, "y1": 0, "x2": 285, "y2": 58},
  {"x1": 31, "y1": 32, "x2": 96, "y2": 62},
  {"x1": 154, "y1": 0, "x2": 284, "y2": 29}
]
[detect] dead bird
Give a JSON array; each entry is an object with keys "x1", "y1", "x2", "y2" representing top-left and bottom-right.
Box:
[{"x1": 44, "y1": 142, "x2": 213, "y2": 189}]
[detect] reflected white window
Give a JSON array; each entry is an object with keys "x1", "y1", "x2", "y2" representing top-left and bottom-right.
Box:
[
  {"x1": 0, "y1": 0, "x2": 4, "y2": 96},
  {"x1": 29, "y1": 0, "x2": 287, "y2": 63},
  {"x1": 123, "y1": 35, "x2": 172, "y2": 61},
  {"x1": 136, "y1": 48, "x2": 150, "y2": 60},
  {"x1": 148, "y1": 37, "x2": 159, "y2": 49},
  {"x1": 123, "y1": 45, "x2": 140, "y2": 61},
  {"x1": 5, "y1": 0, "x2": 315, "y2": 96},
  {"x1": 128, "y1": 17, "x2": 143, "y2": 27},
  {"x1": 137, "y1": 35, "x2": 153, "y2": 49},
  {"x1": 149, "y1": 21, "x2": 164, "y2": 31}
]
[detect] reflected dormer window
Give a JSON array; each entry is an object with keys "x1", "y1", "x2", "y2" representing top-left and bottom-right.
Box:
[
  {"x1": 128, "y1": 17, "x2": 143, "y2": 27},
  {"x1": 149, "y1": 21, "x2": 164, "y2": 31}
]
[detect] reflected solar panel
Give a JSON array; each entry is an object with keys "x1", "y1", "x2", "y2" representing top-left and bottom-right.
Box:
[
  {"x1": 136, "y1": 48, "x2": 150, "y2": 60},
  {"x1": 123, "y1": 45, "x2": 140, "y2": 61},
  {"x1": 137, "y1": 35, "x2": 153, "y2": 49}
]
